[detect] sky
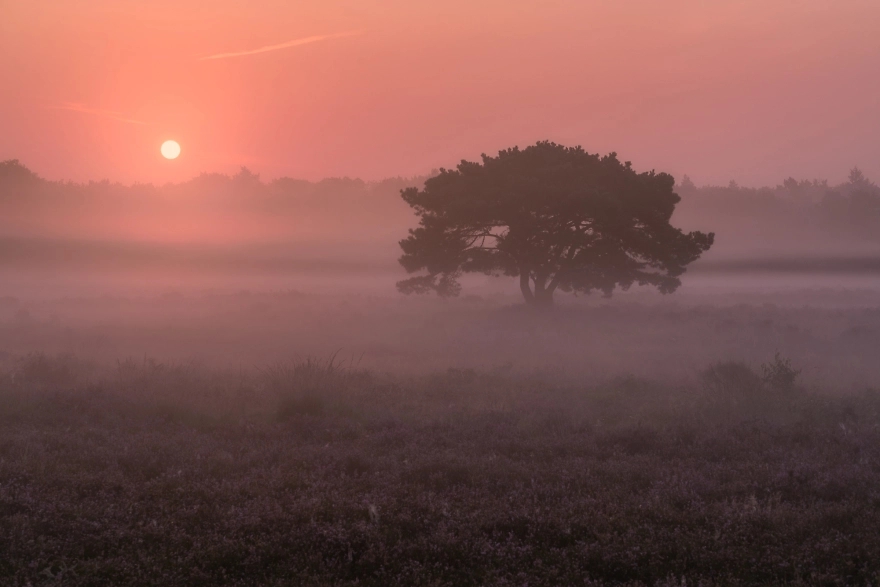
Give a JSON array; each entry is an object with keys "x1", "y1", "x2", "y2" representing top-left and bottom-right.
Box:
[{"x1": 1, "y1": 0, "x2": 878, "y2": 186}]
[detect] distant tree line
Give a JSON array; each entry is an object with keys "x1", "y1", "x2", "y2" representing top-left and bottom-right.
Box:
[
  {"x1": 673, "y1": 167, "x2": 880, "y2": 246},
  {"x1": 0, "y1": 160, "x2": 420, "y2": 243},
  {"x1": 1, "y1": 158, "x2": 878, "y2": 252}
]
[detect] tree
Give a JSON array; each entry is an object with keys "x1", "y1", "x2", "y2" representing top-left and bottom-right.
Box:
[
  {"x1": 396, "y1": 142, "x2": 714, "y2": 306},
  {"x1": 678, "y1": 174, "x2": 697, "y2": 192},
  {"x1": 848, "y1": 166, "x2": 872, "y2": 189}
]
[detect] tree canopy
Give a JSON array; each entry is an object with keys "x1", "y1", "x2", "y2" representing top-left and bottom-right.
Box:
[{"x1": 397, "y1": 142, "x2": 715, "y2": 305}]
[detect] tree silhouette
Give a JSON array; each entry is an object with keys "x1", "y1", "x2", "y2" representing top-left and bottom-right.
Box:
[
  {"x1": 848, "y1": 166, "x2": 872, "y2": 188},
  {"x1": 397, "y1": 142, "x2": 714, "y2": 306}
]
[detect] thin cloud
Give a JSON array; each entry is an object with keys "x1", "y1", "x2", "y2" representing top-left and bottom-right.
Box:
[
  {"x1": 198, "y1": 31, "x2": 363, "y2": 61},
  {"x1": 50, "y1": 103, "x2": 149, "y2": 125}
]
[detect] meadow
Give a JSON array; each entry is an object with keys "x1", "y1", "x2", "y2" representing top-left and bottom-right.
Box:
[
  {"x1": 4, "y1": 0, "x2": 880, "y2": 582},
  {"x1": 1, "y1": 285, "x2": 880, "y2": 585}
]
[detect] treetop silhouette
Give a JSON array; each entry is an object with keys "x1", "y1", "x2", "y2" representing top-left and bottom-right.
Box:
[{"x1": 397, "y1": 141, "x2": 715, "y2": 305}]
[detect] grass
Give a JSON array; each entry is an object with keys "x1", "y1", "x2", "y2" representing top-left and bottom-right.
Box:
[{"x1": 0, "y1": 354, "x2": 879, "y2": 585}]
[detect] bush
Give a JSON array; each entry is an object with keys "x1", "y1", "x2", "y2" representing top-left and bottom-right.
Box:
[
  {"x1": 10, "y1": 353, "x2": 89, "y2": 391},
  {"x1": 263, "y1": 353, "x2": 361, "y2": 420},
  {"x1": 761, "y1": 352, "x2": 801, "y2": 392}
]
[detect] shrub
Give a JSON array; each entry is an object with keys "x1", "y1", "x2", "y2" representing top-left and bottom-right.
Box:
[
  {"x1": 264, "y1": 353, "x2": 360, "y2": 420},
  {"x1": 10, "y1": 352, "x2": 88, "y2": 391},
  {"x1": 761, "y1": 351, "x2": 801, "y2": 393}
]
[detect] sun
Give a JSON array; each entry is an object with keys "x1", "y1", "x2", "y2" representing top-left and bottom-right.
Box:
[{"x1": 160, "y1": 140, "x2": 181, "y2": 160}]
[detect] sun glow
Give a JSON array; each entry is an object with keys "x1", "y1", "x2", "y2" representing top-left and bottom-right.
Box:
[{"x1": 160, "y1": 140, "x2": 181, "y2": 160}]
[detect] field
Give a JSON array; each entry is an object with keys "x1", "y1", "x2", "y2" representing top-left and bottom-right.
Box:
[
  {"x1": 6, "y1": 0, "x2": 880, "y2": 582},
  {"x1": 2, "y1": 284, "x2": 880, "y2": 585}
]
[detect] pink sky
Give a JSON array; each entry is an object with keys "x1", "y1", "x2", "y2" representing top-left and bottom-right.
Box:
[{"x1": 1, "y1": 0, "x2": 878, "y2": 186}]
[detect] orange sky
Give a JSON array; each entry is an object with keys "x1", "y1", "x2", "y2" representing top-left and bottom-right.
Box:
[{"x1": 1, "y1": 0, "x2": 878, "y2": 186}]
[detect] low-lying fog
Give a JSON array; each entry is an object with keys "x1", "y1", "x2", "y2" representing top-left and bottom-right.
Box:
[
  {"x1": 2, "y1": 268, "x2": 880, "y2": 390},
  {"x1": 2, "y1": 160, "x2": 880, "y2": 390}
]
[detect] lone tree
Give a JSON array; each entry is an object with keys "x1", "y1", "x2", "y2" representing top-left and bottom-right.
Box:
[{"x1": 397, "y1": 142, "x2": 714, "y2": 305}]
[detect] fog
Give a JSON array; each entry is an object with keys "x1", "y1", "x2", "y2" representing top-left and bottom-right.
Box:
[
  {"x1": 2, "y1": 158, "x2": 880, "y2": 388},
  {"x1": 5, "y1": 157, "x2": 880, "y2": 583},
  {"x1": 4, "y1": 159, "x2": 879, "y2": 265},
  {"x1": 6, "y1": 0, "x2": 880, "y2": 579}
]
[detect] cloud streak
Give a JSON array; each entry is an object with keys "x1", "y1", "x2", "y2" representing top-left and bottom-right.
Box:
[
  {"x1": 198, "y1": 31, "x2": 363, "y2": 61},
  {"x1": 50, "y1": 103, "x2": 149, "y2": 125}
]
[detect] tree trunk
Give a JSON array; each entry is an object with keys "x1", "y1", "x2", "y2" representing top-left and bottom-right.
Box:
[
  {"x1": 519, "y1": 273, "x2": 535, "y2": 304},
  {"x1": 520, "y1": 272, "x2": 554, "y2": 306},
  {"x1": 533, "y1": 283, "x2": 555, "y2": 306}
]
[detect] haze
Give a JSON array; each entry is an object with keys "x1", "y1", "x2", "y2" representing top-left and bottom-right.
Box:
[
  {"x1": 2, "y1": 0, "x2": 878, "y2": 185},
  {"x1": 3, "y1": 3, "x2": 880, "y2": 583}
]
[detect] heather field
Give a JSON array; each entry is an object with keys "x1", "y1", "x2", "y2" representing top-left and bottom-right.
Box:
[
  {"x1": 5, "y1": 0, "x2": 880, "y2": 583},
  {"x1": 1, "y1": 350, "x2": 879, "y2": 586}
]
